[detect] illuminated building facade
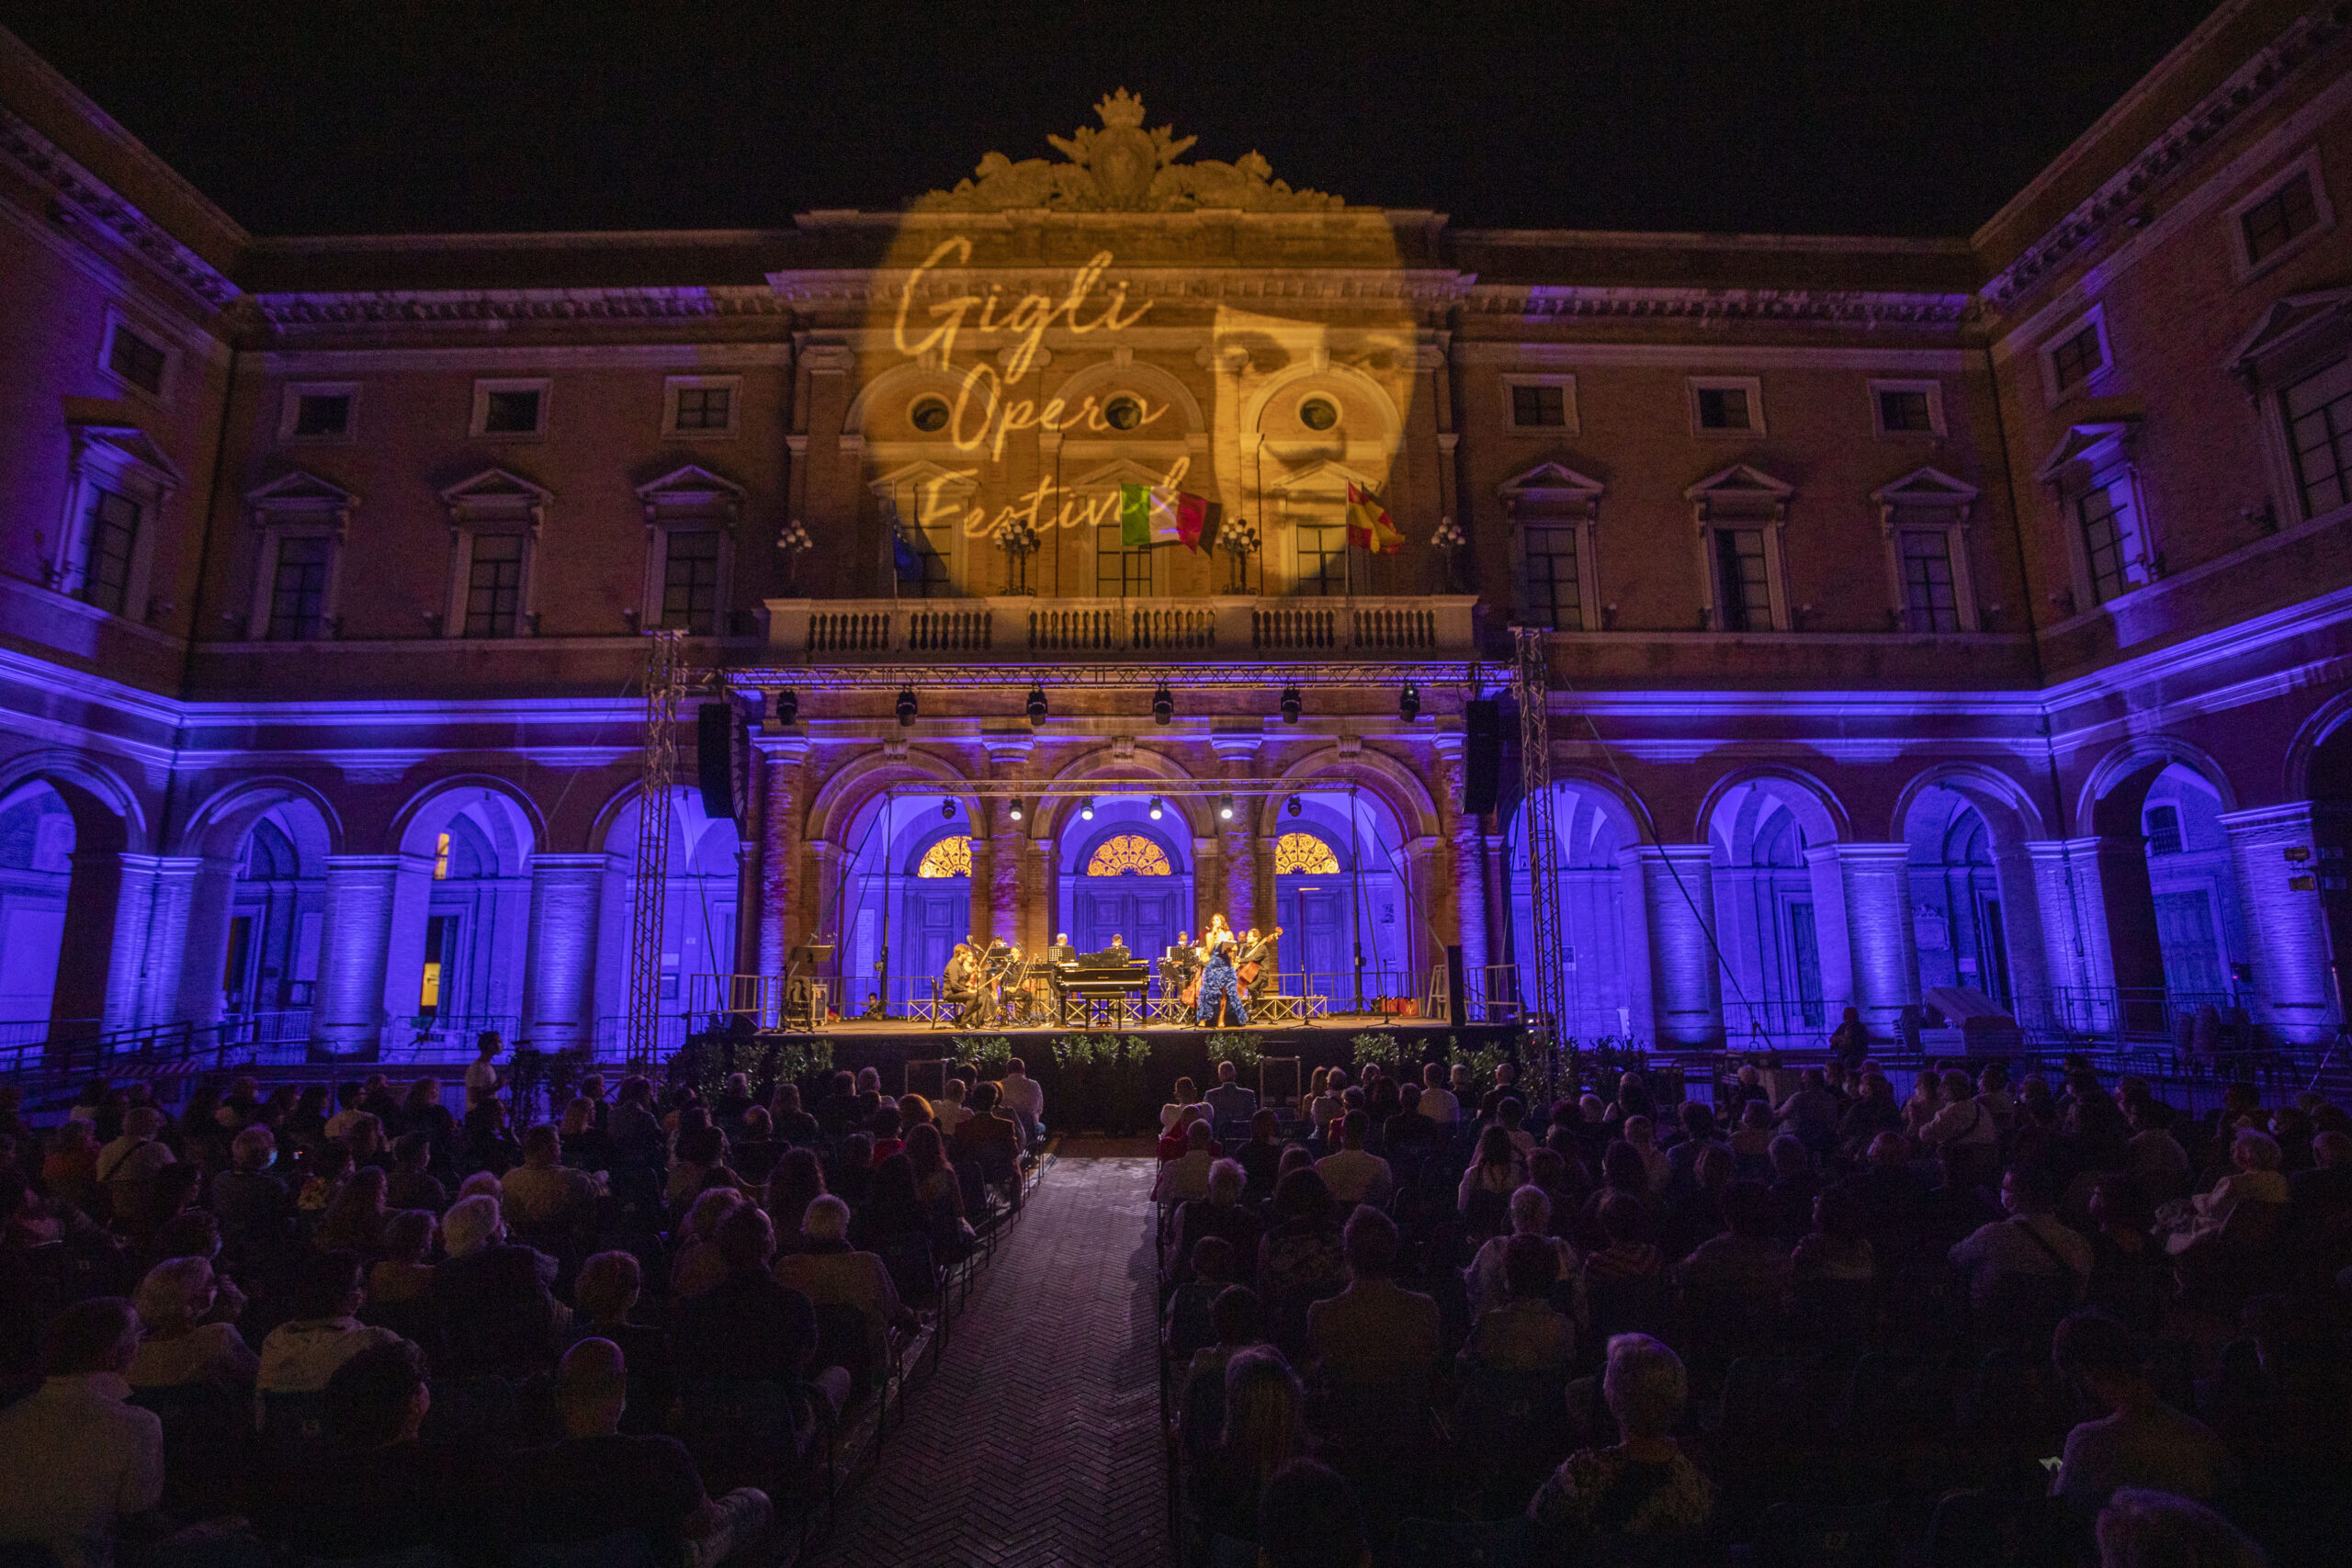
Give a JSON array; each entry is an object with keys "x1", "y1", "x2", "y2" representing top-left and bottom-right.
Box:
[{"x1": 4, "y1": 2, "x2": 2352, "y2": 1060}]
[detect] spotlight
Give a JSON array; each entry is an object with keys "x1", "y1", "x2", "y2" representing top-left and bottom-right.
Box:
[
  {"x1": 1151, "y1": 680, "x2": 1174, "y2": 726},
  {"x1": 1009, "y1": 798, "x2": 1024, "y2": 822},
  {"x1": 1217, "y1": 794, "x2": 1236, "y2": 821},
  {"x1": 1026, "y1": 683, "x2": 1048, "y2": 723},
  {"x1": 895, "y1": 686, "x2": 917, "y2": 726},
  {"x1": 1287, "y1": 795, "x2": 1303, "y2": 818},
  {"x1": 774, "y1": 687, "x2": 797, "y2": 727},
  {"x1": 1280, "y1": 684, "x2": 1303, "y2": 723},
  {"x1": 1399, "y1": 682, "x2": 1420, "y2": 723},
  {"x1": 1148, "y1": 795, "x2": 1164, "y2": 820},
  {"x1": 1080, "y1": 796, "x2": 1095, "y2": 821},
  {"x1": 942, "y1": 797, "x2": 956, "y2": 819}
]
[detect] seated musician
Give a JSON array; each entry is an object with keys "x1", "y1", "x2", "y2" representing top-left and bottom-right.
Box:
[
  {"x1": 1240, "y1": 926, "x2": 1282, "y2": 998},
  {"x1": 1164, "y1": 931, "x2": 1197, "y2": 1000},
  {"x1": 942, "y1": 942, "x2": 989, "y2": 1024},
  {"x1": 1046, "y1": 931, "x2": 1076, "y2": 966},
  {"x1": 1107, "y1": 932, "x2": 1132, "y2": 964}
]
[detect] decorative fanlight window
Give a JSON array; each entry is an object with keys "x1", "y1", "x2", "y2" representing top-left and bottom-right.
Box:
[
  {"x1": 1273, "y1": 832, "x2": 1340, "y2": 875},
  {"x1": 916, "y1": 836, "x2": 971, "y2": 878},
  {"x1": 1086, "y1": 834, "x2": 1172, "y2": 876}
]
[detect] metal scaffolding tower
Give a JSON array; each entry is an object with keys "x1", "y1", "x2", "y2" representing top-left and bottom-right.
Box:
[
  {"x1": 1512, "y1": 625, "x2": 1569, "y2": 1098},
  {"x1": 627, "y1": 629, "x2": 684, "y2": 1070}
]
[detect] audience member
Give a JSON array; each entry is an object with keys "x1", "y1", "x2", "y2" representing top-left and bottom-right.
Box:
[
  {"x1": 1526, "y1": 1334, "x2": 1713, "y2": 1544},
  {"x1": 2052, "y1": 1311, "x2": 2240, "y2": 1513},
  {"x1": 256, "y1": 1249, "x2": 406, "y2": 1395},
  {"x1": 0, "y1": 1298, "x2": 162, "y2": 1568},
  {"x1": 129, "y1": 1257, "x2": 255, "y2": 1388}
]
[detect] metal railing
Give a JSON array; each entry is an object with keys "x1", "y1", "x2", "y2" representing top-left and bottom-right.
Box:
[{"x1": 2041, "y1": 987, "x2": 2251, "y2": 1048}]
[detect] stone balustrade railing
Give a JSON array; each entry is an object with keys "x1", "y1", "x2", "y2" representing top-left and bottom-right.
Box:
[{"x1": 764, "y1": 594, "x2": 1476, "y2": 661}]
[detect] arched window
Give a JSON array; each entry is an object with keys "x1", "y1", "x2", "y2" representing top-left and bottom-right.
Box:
[
  {"x1": 916, "y1": 836, "x2": 971, "y2": 878},
  {"x1": 1086, "y1": 833, "x2": 1172, "y2": 877},
  {"x1": 1273, "y1": 832, "x2": 1340, "y2": 875}
]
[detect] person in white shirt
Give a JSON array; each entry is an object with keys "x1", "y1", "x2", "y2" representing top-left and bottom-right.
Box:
[
  {"x1": 1153, "y1": 1120, "x2": 1219, "y2": 1205},
  {"x1": 96, "y1": 1108, "x2": 175, "y2": 1208},
  {"x1": 997, "y1": 1057, "x2": 1045, "y2": 1145},
  {"x1": 129, "y1": 1258, "x2": 256, "y2": 1390},
  {"x1": 1463, "y1": 1185, "x2": 1585, "y2": 1322},
  {"x1": 0, "y1": 1297, "x2": 163, "y2": 1568},
  {"x1": 464, "y1": 1032, "x2": 504, "y2": 1112},
  {"x1": 1314, "y1": 1111, "x2": 1395, "y2": 1209},
  {"x1": 1948, "y1": 1165, "x2": 2092, "y2": 1311},
  {"x1": 1417, "y1": 1062, "x2": 1462, "y2": 1125},
  {"x1": 256, "y1": 1250, "x2": 407, "y2": 1404}
]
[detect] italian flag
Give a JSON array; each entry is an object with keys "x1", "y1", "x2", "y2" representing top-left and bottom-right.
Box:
[
  {"x1": 1346, "y1": 482, "x2": 1405, "y2": 554},
  {"x1": 1121, "y1": 484, "x2": 1210, "y2": 549}
]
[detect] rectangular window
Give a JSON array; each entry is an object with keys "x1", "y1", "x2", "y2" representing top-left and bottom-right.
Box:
[
  {"x1": 661, "y1": 530, "x2": 722, "y2": 634},
  {"x1": 1295, "y1": 520, "x2": 1350, "y2": 597},
  {"x1": 1695, "y1": 386, "x2": 1751, "y2": 430},
  {"x1": 1092, "y1": 523, "x2": 1151, "y2": 598},
  {"x1": 1898, "y1": 529, "x2": 1959, "y2": 633},
  {"x1": 107, "y1": 323, "x2": 166, "y2": 394},
  {"x1": 291, "y1": 393, "x2": 352, "y2": 438},
  {"x1": 2049, "y1": 324, "x2": 2104, "y2": 392},
  {"x1": 672, "y1": 386, "x2": 731, "y2": 432},
  {"x1": 2285, "y1": 355, "x2": 2352, "y2": 520},
  {"x1": 1523, "y1": 524, "x2": 1581, "y2": 630},
  {"x1": 463, "y1": 533, "x2": 526, "y2": 637},
  {"x1": 1511, "y1": 384, "x2": 1566, "y2": 428},
  {"x1": 481, "y1": 389, "x2": 541, "y2": 434},
  {"x1": 2073, "y1": 456, "x2": 2143, "y2": 604},
  {"x1": 267, "y1": 536, "x2": 332, "y2": 640},
  {"x1": 1878, "y1": 389, "x2": 1934, "y2": 433},
  {"x1": 2242, "y1": 173, "x2": 2321, "y2": 265},
  {"x1": 1712, "y1": 527, "x2": 1770, "y2": 631},
  {"x1": 80, "y1": 486, "x2": 140, "y2": 616},
  {"x1": 2144, "y1": 805, "x2": 2184, "y2": 856}
]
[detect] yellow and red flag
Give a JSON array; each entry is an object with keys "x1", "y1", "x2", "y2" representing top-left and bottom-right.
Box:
[{"x1": 1346, "y1": 482, "x2": 1404, "y2": 554}]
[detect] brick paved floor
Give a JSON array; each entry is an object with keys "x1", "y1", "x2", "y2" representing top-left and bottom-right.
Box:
[{"x1": 809, "y1": 1150, "x2": 1172, "y2": 1568}]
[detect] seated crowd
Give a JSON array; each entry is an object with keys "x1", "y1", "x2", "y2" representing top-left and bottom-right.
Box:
[
  {"x1": 0, "y1": 1056, "x2": 1040, "y2": 1568},
  {"x1": 1155, "y1": 1055, "x2": 2346, "y2": 1566}
]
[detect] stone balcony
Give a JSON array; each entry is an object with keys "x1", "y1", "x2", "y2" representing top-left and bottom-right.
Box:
[{"x1": 762, "y1": 595, "x2": 1479, "y2": 663}]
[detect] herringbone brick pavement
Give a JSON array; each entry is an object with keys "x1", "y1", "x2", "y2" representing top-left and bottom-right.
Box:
[{"x1": 809, "y1": 1152, "x2": 1173, "y2": 1568}]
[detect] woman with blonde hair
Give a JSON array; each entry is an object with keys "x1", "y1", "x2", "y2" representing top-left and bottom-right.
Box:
[{"x1": 130, "y1": 1256, "x2": 257, "y2": 1387}]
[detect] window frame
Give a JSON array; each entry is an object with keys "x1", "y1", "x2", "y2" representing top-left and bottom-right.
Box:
[
  {"x1": 1498, "y1": 461, "x2": 1605, "y2": 633},
  {"x1": 96, "y1": 308, "x2": 175, "y2": 402},
  {"x1": 2280, "y1": 353, "x2": 2352, "y2": 525},
  {"x1": 49, "y1": 424, "x2": 179, "y2": 625},
  {"x1": 243, "y1": 469, "x2": 355, "y2": 642},
  {"x1": 2226, "y1": 149, "x2": 2335, "y2": 284},
  {"x1": 469, "y1": 377, "x2": 550, "y2": 441},
  {"x1": 662, "y1": 375, "x2": 742, "y2": 440},
  {"x1": 2038, "y1": 306, "x2": 2114, "y2": 407},
  {"x1": 1500, "y1": 374, "x2": 1579, "y2": 434},
  {"x1": 1688, "y1": 376, "x2": 1766, "y2": 438},
  {"x1": 1868, "y1": 378, "x2": 1946, "y2": 440},
  {"x1": 438, "y1": 467, "x2": 550, "y2": 640},
  {"x1": 1871, "y1": 467, "x2": 1981, "y2": 634},
  {"x1": 638, "y1": 464, "x2": 745, "y2": 633},
  {"x1": 278, "y1": 382, "x2": 360, "y2": 446},
  {"x1": 2035, "y1": 423, "x2": 2153, "y2": 612},
  {"x1": 1685, "y1": 464, "x2": 1793, "y2": 632}
]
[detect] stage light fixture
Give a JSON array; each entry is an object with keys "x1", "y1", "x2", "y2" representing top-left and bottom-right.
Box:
[
  {"x1": 1399, "y1": 682, "x2": 1420, "y2": 722},
  {"x1": 775, "y1": 687, "x2": 798, "y2": 727},
  {"x1": 1009, "y1": 798, "x2": 1025, "y2": 822},
  {"x1": 1279, "y1": 684, "x2": 1303, "y2": 723},
  {"x1": 1151, "y1": 680, "x2": 1174, "y2": 726},
  {"x1": 1080, "y1": 796, "x2": 1095, "y2": 820},
  {"x1": 1287, "y1": 795, "x2": 1304, "y2": 818},
  {"x1": 1217, "y1": 794, "x2": 1235, "y2": 821},
  {"x1": 941, "y1": 797, "x2": 956, "y2": 819},
  {"x1": 1026, "y1": 683, "x2": 1048, "y2": 723},
  {"x1": 1148, "y1": 795, "x2": 1164, "y2": 820},
  {"x1": 895, "y1": 686, "x2": 917, "y2": 726}
]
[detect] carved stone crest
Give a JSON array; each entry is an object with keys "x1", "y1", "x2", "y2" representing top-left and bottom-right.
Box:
[{"x1": 912, "y1": 89, "x2": 1341, "y2": 213}]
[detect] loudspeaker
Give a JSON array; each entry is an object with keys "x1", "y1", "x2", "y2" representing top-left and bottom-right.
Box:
[
  {"x1": 696, "y1": 701, "x2": 751, "y2": 828},
  {"x1": 1464, "y1": 700, "x2": 1501, "y2": 816},
  {"x1": 1445, "y1": 944, "x2": 1466, "y2": 1029}
]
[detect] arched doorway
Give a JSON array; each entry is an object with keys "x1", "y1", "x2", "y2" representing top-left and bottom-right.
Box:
[
  {"x1": 831, "y1": 792, "x2": 983, "y2": 1016},
  {"x1": 1061, "y1": 803, "x2": 1189, "y2": 967},
  {"x1": 388, "y1": 788, "x2": 536, "y2": 1051},
  {"x1": 1707, "y1": 777, "x2": 1851, "y2": 1044},
  {"x1": 0, "y1": 783, "x2": 75, "y2": 1032},
  {"x1": 1903, "y1": 786, "x2": 2013, "y2": 1010},
  {"x1": 1505, "y1": 783, "x2": 1641, "y2": 1040},
  {"x1": 1268, "y1": 790, "x2": 1407, "y2": 997},
  {"x1": 221, "y1": 809, "x2": 329, "y2": 1031},
  {"x1": 2086, "y1": 754, "x2": 2250, "y2": 1036},
  {"x1": 593, "y1": 788, "x2": 742, "y2": 1046}
]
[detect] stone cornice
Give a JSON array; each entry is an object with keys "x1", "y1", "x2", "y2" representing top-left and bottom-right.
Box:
[
  {"x1": 1980, "y1": 1, "x2": 2349, "y2": 310},
  {"x1": 249, "y1": 285, "x2": 793, "y2": 329},
  {"x1": 763, "y1": 265, "x2": 1472, "y2": 310},
  {"x1": 0, "y1": 107, "x2": 240, "y2": 310}
]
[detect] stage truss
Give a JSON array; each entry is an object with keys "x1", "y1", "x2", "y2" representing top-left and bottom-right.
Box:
[{"x1": 1513, "y1": 626, "x2": 1569, "y2": 1099}]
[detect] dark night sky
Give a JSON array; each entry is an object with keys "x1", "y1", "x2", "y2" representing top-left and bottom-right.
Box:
[{"x1": 2, "y1": 0, "x2": 2221, "y2": 238}]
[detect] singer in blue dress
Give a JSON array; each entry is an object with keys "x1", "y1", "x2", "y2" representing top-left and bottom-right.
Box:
[{"x1": 1195, "y1": 940, "x2": 1247, "y2": 1026}]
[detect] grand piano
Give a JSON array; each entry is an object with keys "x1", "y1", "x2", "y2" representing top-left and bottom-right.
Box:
[{"x1": 1050, "y1": 947, "x2": 1152, "y2": 1027}]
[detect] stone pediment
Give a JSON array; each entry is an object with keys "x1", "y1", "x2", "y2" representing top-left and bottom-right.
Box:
[
  {"x1": 246, "y1": 467, "x2": 352, "y2": 513},
  {"x1": 1499, "y1": 461, "x2": 1606, "y2": 502},
  {"x1": 1264, "y1": 458, "x2": 1386, "y2": 496},
  {"x1": 440, "y1": 467, "x2": 551, "y2": 506},
  {"x1": 912, "y1": 89, "x2": 1340, "y2": 214},
  {"x1": 1871, "y1": 466, "x2": 1979, "y2": 507}
]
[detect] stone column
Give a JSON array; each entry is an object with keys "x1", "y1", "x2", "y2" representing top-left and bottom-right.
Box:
[
  {"x1": 989, "y1": 818, "x2": 1023, "y2": 946},
  {"x1": 1405, "y1": 835, "x2": 1442, "y2": 999},
  {"x1": 1987, "y1": 839, "x2": 2054, "y2": 1030},
  {"x1": 521, "y1": 853, "x2": 604, "y2": 1051},
  {"x1": 807, "y1": 840, "x2": 842, "y2": 1010},
  {"x1": 101, "y1": 854, "x2": 201, "y2": 1034},
  {"x1": 51, "y1": 848, "x2": 124, "y2": 1032},
  {"x1": 1025, "y1": 838, "x2": 1054, "y2": 953},
  {"x1": 1829, "y1": 843, "x2": 1923, "y2": 1038},
  {"x1": 1193, "y1": 836, "x2": 1222, "y2": 941},
  {"x1": 168, "y1": 858, "x2": 238, "y2": 1030},
  {"x1": 1212, "y1": 731, "x2": 1261, "y2": 933},
  {"x1": 2090, "y1": 832, "x2": 2166, "y2": 997},
  {"x1": 1431, "y1": 733, "x2": 1490, "y2": 979},
  {"x1": 982, "y1": 732, "x2": 1032, "y2": 950},
  {"x1": 313, "y1": 854, "x2": 406, "y2": 1059},
  {"x1": 2222, "y1": 804, "x2": 2338, "y2": 1043},
  {"x1": 1634, "y1": 844, "x2": 1723, "y2": 1048},
  {"x1": 2025, "y1": 839, "x2": 2117, "y2": 1025},
  {"x1": 754, "y1": 738, "x2": 808, "y2": 978}
]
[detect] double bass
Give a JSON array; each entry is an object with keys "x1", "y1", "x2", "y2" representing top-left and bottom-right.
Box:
[{"x1": 1238, "y1": 926, "x2": 1284, "y2": 987}]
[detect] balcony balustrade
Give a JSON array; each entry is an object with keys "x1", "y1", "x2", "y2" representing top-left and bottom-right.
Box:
[{"x1": 767, "y1": 594, "x2": 1476, "y2": 662}]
